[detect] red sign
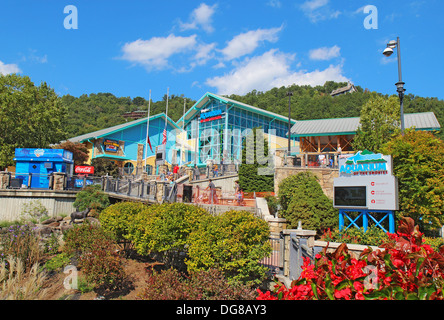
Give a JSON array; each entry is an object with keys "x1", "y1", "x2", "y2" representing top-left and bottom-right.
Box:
[
  {"x1": 75, "y1": 166, "x2": 94, "y2": 174},
  {"x1": 200, "y1": 115, "x2": 222, "y2": 123}
]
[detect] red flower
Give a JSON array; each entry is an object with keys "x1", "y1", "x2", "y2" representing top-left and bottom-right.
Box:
[{"x1": 334, "y1": 287, "x2": 351, "y2": 300}]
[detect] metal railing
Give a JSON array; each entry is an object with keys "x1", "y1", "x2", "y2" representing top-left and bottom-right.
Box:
[{"x1": 261, "y1": 237, "x2": 283, "y2": 276}]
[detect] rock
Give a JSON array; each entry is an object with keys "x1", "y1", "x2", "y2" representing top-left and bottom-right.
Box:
[
  {"x1": 85, "y1": 217, "x2": 100, "y2": 226},
  {"x1": 48, "y1": 221, "x2": 60, "y2": 228},
  {"x1": 33, "y1": 225, "x2": 53, "y2": 237},
  {"x1": 41, "y1": 218, "x2": 56, "y2": 225},
  {"x1": 60, "y1": 224, "x2": 73, "y2": 233},
  {"x1": 55, "y1": 216, "x2": 64, "y2": 222}
]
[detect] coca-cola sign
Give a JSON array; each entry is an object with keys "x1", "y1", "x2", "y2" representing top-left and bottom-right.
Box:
[{"x1": 75, "y1": 166, "x2": 94, "y2": 174}]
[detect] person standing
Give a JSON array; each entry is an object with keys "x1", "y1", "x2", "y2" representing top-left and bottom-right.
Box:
[
  {"x1": 206, "y1": 179, "x2": 216, "y2": 204},
  {"x1": 193, "y1": 164, "x2": 200, "y2": 181},
  {"x1": 173, "y1": 164, "x2": 179, "y2": 180}
]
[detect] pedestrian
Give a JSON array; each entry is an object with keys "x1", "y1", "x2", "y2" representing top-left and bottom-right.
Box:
[
  {"x1": 193, "y1": 164, "x2": 200, "y2": 180},
  {"x1": 234, "y1": 180, "x2": 241, "y2": 206},
  {"x1": 206, "y1": 179, "x2": 216, "y2": 204},
  {"x1": 213, "y1": 163, "x2": 218, "y2": 177},
  {"x1": 173, "y1": 164, "x2": 179, "y2": 180}
]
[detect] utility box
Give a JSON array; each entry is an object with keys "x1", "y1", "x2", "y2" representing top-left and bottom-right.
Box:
[{"x1": 14, "y1": 148, "x2": 74, "y2": 189}]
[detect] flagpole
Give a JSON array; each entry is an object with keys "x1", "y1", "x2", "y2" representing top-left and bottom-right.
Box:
[
  {"x1": 144, "y1": 90, "x2": 151, "y2": 170},
  {"x1": 165, "y1": 87, "x2": 169, "y2": 130},
  {"x1": 181, "y1": 97, "x2": 186, "y2": 166}
]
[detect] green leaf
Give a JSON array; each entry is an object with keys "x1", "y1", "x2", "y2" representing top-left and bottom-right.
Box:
[
  {"x1": 325, "y1": 277, "x2": 335, "y2": 300},
  {"x1": 416, "y1": 257, "x2": 425, "y2": 277},
  {"x1": 406, "y1": 293, "x2": 419, "y2": 300},
  {"x1": 310, "y1": 282, "x2": 318, "y2": 300}
]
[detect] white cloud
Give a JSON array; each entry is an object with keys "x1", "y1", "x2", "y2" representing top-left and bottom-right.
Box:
[
  {"x1": 221, "y1": 26, "x2": 282, "y2": 60},
  {"x1": 0, "y1": 61, "x2": 21, "y2": 75},
  {"x1": 193, "y1": 42, "x2": 217, "y2": 66},
  {"x1": 267, "y1": 0, "x2": 282, "y2": 8},
  {"x1": 121, "y1": 34, "x2": 197, "y2": 70},
  {"x1": 179, "y1": 3, "x2": 217, "y2": 33},
  {"x1": 301, "y1": 0, "x2": 329, "y2": 11},
  {"x1": 271, "y1": 64, "x2": 349, "y2": 88},
  {"x1": 300, "y1": 0, "x2": 341, "y2": 23},
  {"x1": 206, "y1": 49, "x2": 349, "y2": 95},
  {"x1": 309, "y1": 45, "x2": 341, "y2": 60}
]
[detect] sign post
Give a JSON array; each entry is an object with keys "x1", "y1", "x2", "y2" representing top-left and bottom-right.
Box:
[{"x1": 333, "y1": 150, "x2": 398, "y2": 233}]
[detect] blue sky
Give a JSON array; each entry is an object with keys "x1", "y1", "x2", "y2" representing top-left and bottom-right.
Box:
[{"x1": 1, "y1": 0, "x2": 443, "y2": 102}]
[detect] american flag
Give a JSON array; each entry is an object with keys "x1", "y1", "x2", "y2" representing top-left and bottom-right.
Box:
[{"x1": 162, "y1": 128, "x2": 167, "y2": 144}]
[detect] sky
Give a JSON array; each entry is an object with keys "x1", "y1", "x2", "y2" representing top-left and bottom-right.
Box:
[{"x1": 1, "y1": 0, "x2": 443, "y2": 103}]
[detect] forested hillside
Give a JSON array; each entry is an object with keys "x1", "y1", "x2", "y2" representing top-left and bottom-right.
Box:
[
  {"x1": 63, "y1": 93, "x2": 196, "y2": 138},
  {"x1": 63, "y1": 81, "x2": 443, "y2": 140}
]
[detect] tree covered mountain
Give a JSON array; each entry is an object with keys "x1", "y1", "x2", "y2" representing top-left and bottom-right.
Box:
[{"x1": 62, "y1": 81, "x2": 443, "y2": 140}]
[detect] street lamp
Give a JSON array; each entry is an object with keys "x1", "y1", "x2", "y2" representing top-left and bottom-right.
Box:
[
  {"x1": 383, "y1": 37, "x2": 405, "y2": 134},
  {"x1": 287, "y1": 91, "x2": 293, "y2": 154}
]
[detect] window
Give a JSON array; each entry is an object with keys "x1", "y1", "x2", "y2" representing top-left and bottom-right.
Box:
[
  {"x1": 123, "y1": 162, "x2": 134, "y2": 175},
  {"x1": 145, "y1": 164, "x2": 153, "y2": 175}
]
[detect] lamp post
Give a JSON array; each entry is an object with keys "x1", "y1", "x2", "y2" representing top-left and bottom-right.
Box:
[
  {"x1": 383, "y1": 37, "x2": 405, "y2": 134},
  {"x1": 287, "y1": 91, "x2": 293, "y2": 154}
]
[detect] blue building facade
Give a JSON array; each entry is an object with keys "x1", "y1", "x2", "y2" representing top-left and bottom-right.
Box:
[
  {"x1": 177, "y1": 93, "x2": 296, "y2": 166},
  {"x1": 70, "y1": 113, "x2": 181, "y2": 174}
]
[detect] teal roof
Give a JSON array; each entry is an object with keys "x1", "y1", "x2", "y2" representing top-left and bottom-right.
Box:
[
  {"x1": 177, "y1": 92, "x2": 297, "y2": 128},
  {"x1": 92, "y1": 154, "x2": 131, "y2": 161},
  {"x1": 290, "y1": 112, "x2": 441, "y2": 137},
  {"x1": 68, "y1": 113, "x2": 180, "y2": 143}
]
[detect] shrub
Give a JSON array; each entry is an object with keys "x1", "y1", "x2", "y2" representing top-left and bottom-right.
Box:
[
  {"x1": 278, "y1": 172, "x2": 337, "y2": 231},
  {"x1": 44, "y1": 252, "x2": 71, "y2": 272},
  {"x1": 320, "y1": 226, "x2": 389, "y2": 247},
  {"x1": 63, "y1": 223, "x2": 125, "y2": 290},
  {"x1": 0, "y1": 224, "x2": 41, "y2": 270},
  {"x1": 0, "y1": 256, "x2": 47, "y2": 300},
  {"x1": 381, "y1": 130, "x2": 444, "y2": 230},
  {"x1": 127, "y1": 203, "x2": 209, "y2": 262},
  {"x1": 186, "y1": 210, "x2": 271, "y2": 286},
  {"x1": 138, "y1": 268, "x2": 256, "y2": 300},
  {"x1": 257, "y1": 217, "x2": 444, "y2": 300},
  {"x1": 73, "y1": 184, "x2": 110, "y2": 215},
  {"x1": 100, "y1": 201, "x2": 147, "y2": 241}
]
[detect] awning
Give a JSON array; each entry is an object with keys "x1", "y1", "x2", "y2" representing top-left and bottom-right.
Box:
[{"x1": 92, "y1": 154, "x2": 131, "y2": 161}]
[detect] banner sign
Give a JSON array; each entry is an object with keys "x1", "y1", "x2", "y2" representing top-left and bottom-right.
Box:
[
  {"x1": 339, "y1": 150, "x2": 392, "y2": 177},
  {"x1": 75, "y1": 165, "x2": 94, "y2": 174},
  {"x1": 334, "y1": 150, "x2": 398, "y2": 210},
  {"x1": 200, "y1": 109, "x2": 222, "y2": 123},
  {"x1": 103, "y1": 139, "x2": 120, "y2": 152}
]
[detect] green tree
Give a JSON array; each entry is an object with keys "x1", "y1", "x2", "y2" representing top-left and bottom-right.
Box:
[
  {"x1": 91, "y1": 158, "x2": 119, "y2": 177},
  {"x1": 352, "y1": 95, "x2": 401, "y2": 153},
  {"x1": 73, "y1": 184, "x2": 110, "y2": 215},
  {"x1": 381, "y1": 130, "x2": 444, "y2": 230},
  {"x1": 0, "y1": 74, "x2": 66, "y2": 169},
  {"x1": 278, "y1": 172, "x2": 337, "y2": 231},
  {"x1": 238, "y1": 127, "x2": 274, "y2": 192},
  {"x1": 52, "y1": 140, "x2": 89, "y2": 166}
]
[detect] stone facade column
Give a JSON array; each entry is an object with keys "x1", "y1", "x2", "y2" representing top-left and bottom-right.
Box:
[
  {"x1": 268, "y1": 217, "x2": 287, "y2": 238},
  {"x1": 0, "y1": 172, "x2": 11, "y2": 189},
  {"x1": 52, "y1": 172, "x2": 66, "y2": 191}
]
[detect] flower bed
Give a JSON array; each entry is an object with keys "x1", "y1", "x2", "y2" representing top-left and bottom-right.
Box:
[{"x1": 258, "y1": 217, "x2": 444, "y2": 300}]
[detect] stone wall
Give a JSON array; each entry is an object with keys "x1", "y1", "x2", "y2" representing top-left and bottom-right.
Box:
[{"x1": 274, "y1": 167, "x2": 339, "y2": 199}]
